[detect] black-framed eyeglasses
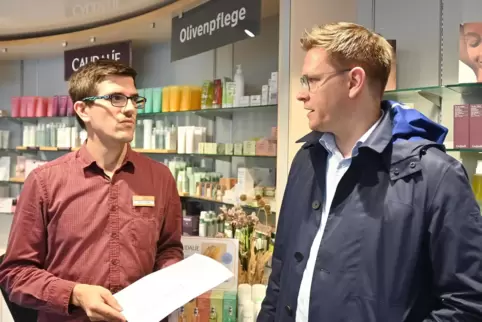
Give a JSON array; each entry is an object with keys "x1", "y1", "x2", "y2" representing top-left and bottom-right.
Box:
[
  {"x1": 300, "y1": 69, "x2": 351, "y2": 92},
  {"x1": 82, "y1": 94, "x2": 146, "y2": 109}
]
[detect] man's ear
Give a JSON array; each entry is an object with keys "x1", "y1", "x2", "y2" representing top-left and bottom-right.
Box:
[{"x1": 74, "y1": 101, "x2": 90, "y2": 125}]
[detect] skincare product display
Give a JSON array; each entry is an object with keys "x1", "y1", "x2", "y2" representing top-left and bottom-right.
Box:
[
  {"x1": 10, "y1": 95, "x2": 73, "y2": 118},
  {"x1": 21, "y1": 122, "x2": 82, "y2": 149},
  {"x1": 168, "y1": 237, "x2": 239, "y2": 322},
  {"x1": 236, "y1": 284, "x2": 267, "y2": 322},
  {"x1": 0, "y1": 130, "x2": 10, "y2": 149},
  {"x1": 453, "y1": 103, "x2": 482, "y2": 148},
  {"x1": 200, "y1": 69, "x2": 278, "y2": 110},
  {"x1": 137, "y1": 85, "x2": 202, "y2": 114}
]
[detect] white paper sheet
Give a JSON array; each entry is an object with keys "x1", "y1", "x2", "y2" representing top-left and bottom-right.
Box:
[{"x1": 113, "y1": 253, "x2": 234, "y2": 322}]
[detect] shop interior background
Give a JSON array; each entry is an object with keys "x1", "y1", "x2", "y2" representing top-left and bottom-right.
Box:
[{"x1": 0, "y1": 0, "x2": 480, "y2": 304}]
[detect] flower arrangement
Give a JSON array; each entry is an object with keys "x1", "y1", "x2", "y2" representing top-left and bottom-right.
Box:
[{"x1": 218, "y1": 201, "x2": 274, "y2": 285}]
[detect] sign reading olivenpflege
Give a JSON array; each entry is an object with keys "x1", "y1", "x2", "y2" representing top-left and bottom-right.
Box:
[
  {"x1": 170, "y1": 0, "x2": 261, "y2": 62},
  {"x1": 63, "y1": 41, "x2": 132, "y2": 80}
]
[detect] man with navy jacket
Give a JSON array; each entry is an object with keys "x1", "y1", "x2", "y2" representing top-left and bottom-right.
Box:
[{"x1": 258, "y1": 22, "x2": 482, "y2": 321}]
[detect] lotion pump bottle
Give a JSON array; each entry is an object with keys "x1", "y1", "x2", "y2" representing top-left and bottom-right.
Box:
[{"x1": 234, "y1": 64, "x2": 245, "y2": 107}]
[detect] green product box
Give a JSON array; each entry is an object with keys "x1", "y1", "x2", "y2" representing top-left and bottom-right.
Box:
[{"x1": 223, "y1": 291, "x2": 237, "y2": 322}]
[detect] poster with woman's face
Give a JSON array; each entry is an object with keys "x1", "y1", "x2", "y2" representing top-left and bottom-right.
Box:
[{"x1": 459, "y1": 22, "x2": 482, "y2": 83}]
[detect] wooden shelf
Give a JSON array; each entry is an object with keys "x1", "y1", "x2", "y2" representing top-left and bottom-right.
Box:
[
  {"x1": 132, "y1": 148, "x2": 177, "y2": 154},
  {"x1": 9, "y1": 177, "x2": 25, "y2": 183},
  {"x1": 13, "y1": 146, "x2": 275, "y2": 158}
]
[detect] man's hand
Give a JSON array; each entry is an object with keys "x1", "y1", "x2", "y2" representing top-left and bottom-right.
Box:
[{"x1": 71, "y1": 284, "x2": 126, "y2": 322}]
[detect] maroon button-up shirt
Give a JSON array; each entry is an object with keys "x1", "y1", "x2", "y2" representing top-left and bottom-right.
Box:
[{"x1": 0, "y1": 145, "x2": 183, "y2": 321}]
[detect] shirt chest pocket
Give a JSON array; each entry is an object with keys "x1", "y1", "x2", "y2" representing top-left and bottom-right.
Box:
[
  {"x1": 129, "y1": 205, "x2": 163, "y2": 251},
  {"x1": 132, "y1": 205, "x2": 156, "y2": 220}
]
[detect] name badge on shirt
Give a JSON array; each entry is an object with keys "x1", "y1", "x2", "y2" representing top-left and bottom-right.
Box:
[{"x1": 132, "y1": 195, "x2": 155, "y2": 207}]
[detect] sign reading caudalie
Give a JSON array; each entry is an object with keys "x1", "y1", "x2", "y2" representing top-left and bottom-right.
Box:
[
  {"x1": 171, "y1": 0, "x2": 261, "y2": 62},
  {"x1": 63, "y1": 41, "x2": 132, "y2": 80}
]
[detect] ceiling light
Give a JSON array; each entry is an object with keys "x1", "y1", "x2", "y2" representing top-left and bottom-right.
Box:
[
  {"x1": 1, "y1": 48, "x2": 7, "y2": 53},
  {"x1": 151, "y1": 22, "x2": 156, "y2": 28},
  {"x1": 244, "y1": 29, "x2": 255, "y2": 38},
  {"x1": 90, "y1": 37, "x2": 96, "y2": 43},
  {"x1": 62, "y1": 41, "x2": 68, "y2": 47}
]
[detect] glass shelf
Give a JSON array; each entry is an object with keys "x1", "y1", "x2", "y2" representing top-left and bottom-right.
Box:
[
  {"x1": 382, "y1": 83, "x2": 482, "y2": 106},
  {"x1": 13, "y1": 146, "x2": 276, "y2": 158},
  {"x1": 0, "y1": 105, "x2": 278, "y2": 122},
  {"x1": 446, "y1": 148, "x2": 482, "y2": 153},
  {"x1": 383, "y1": 86, "x2": 450, "y2": 107},
  {"x1": 445, "y1": 83, "x2": 482, "y2": 95},
  {"x1": 138, "y1": 104, "x2": 277, "y2": 119},
  {"x1": 181, "y1": 195, "x2": 276, "y2": 227}
]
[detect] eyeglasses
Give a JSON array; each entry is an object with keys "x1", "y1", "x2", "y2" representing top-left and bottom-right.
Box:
[
  {"x1": 300, "y1": 69, "x2": 351, "y2": 92},
  {"x1": 82, "y1": 94, "x2": 146, "y2": 109}
]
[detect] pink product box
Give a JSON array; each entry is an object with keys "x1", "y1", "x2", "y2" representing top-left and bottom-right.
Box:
[
  {"x1": 454, "y1": 104, "x2": 470, "y2": 148},
  {"x1": 10, "y1": 97, "x2": 21, "y2": 117},
  {"x1": 48, "y1": 96, "x2": 59, "y2": 117},
  {"x1": 470, "y1": 104, "x2": 482, "y2": 148},
  {"x1": 35, "y1": 97, "x2": 49, "y2": 117},
  {"x1": 256, "y1": 138, "x2": 277, "y2": 156},
  {"x1": 58, "y1": 95, "x2": 69, "y2": 116}
]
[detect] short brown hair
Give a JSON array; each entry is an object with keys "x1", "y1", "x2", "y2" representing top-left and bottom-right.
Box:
[
  {"x1": 68, "y1": 60, "x2": 137, "y2": 129},
  {"x1": 300, "y1": 22, "x2": 393, "y2": 96}
]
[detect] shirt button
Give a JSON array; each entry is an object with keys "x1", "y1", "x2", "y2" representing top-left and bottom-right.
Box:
[
  {"x1": 110, "y1": 205, "x2": 116, "y2": 212},
  {"x1": 111, "y1": 259, "x2": 119, "y2": 265},
  {"x1": 294, "y1": 252, "x2": 304, "y2": 262},
  {"x1": 409, "y1": 162, "x2": 416, "y2": 168},
  {"x1": 312, "y1": 200, "x2": 321, "y2": 210},
  {"x1": 111, "y1": 232, "x2": 118, "y2": 239},
  {"x1": 285, "y1": 305, "x2": 293, "y2": 316}
]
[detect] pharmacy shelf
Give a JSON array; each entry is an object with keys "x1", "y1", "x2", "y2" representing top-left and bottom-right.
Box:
[
  {"x1": 181, "y1": 195, "x2": 276, "y2": 227},
  {"x1": 2, "y1": 177, "x2": 24, "y2": 184},
  {"x1": 446, "y1": 148, "x2": 482, "y2": 153},
  {"x1": 0, "y1": 104, "x2": 278, "y2": 122},
  {"x1": 13, "y1": 146, "x2": 276, "y2": 158},
  {"x1": 382, "y1": 83, "x2": 482, "y2": 107}
]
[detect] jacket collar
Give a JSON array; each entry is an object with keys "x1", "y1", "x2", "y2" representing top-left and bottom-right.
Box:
[{"x1": 297, "y1": 101, "x2": 392, "y2": 155}]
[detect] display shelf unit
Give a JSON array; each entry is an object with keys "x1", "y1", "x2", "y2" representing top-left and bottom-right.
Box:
[
  {"x1": 11, "y1": 146, "x2": 276, "y2": 158},
  {"x1": 446, "y1": 148, "x2": 482, "y2": 153},
  {"x1": 1, "y1": 103, "x2": 279, "y2": 227},
  {"x1": 383, "y1": 83, "x2": 482, "y2": 107},
  {"x1": 0, "y1": 104, "x2": 278, "y2": 123},
  {"x1": 181, "y1": 195, "x2": 276, "y2": 227}
]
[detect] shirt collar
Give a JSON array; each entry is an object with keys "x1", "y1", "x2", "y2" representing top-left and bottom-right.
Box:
[
  {"x1": 319, "y1": 110, "x2": 384, "y2": 157},
  {"x1": 76, "y1": 142, "x2": 135, "y2": 172}
]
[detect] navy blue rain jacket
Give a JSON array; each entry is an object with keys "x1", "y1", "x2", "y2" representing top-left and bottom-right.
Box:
[{"x1": 258, "y1": 100, "x2": 482, "y2": 321}]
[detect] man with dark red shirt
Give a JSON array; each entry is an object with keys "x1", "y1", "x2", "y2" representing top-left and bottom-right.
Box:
[{"x1": 0, "y1": 60, "x2": 183, "y2": 322}]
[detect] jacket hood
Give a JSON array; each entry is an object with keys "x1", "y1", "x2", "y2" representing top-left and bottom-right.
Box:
[{"x1": 387, "y1": 100, "x2": 448, "y2": 145}]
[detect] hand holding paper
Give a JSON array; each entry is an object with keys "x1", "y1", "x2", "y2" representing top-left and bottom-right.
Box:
[{"x1": 113, "y1": 253, "x2": 234, "y2": 322}]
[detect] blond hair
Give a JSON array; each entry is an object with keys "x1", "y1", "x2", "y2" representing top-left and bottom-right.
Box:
[{"x1": 300, "y1": 22, "x2": 393, "y2": 96}]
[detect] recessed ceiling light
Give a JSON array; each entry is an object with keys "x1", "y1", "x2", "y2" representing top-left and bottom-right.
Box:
[
  {"x1": 244, "y1": 29, "x2": 255, "y2": 37},
  {"x1": 1, "y1": 48, "x2": 7, "y2": 53},
  {"x1": 151, "y1": 22, "x2": 156, "y2": 28},
  {"x1": 62, "y1": 41, "x2": 68, "y2": 47},
  {"x1": 90, "y1": 37, "x2": 96, "y2": 43}
]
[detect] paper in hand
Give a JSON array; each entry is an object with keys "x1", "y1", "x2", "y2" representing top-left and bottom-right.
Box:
[{"x1": 113, "y1": 253, "x2": 234, "y2": 322}]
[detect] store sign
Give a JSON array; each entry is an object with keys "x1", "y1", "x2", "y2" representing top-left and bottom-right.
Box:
[
  {"x1": 64, "y1": 0, "x2": 124, "y2": 18},
  {"x1": 171, "y1": 0, "x2": 261, "y2": 62},
  {"x1": 63, "y1": 41, "x2": 132, "y2": 80}
]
